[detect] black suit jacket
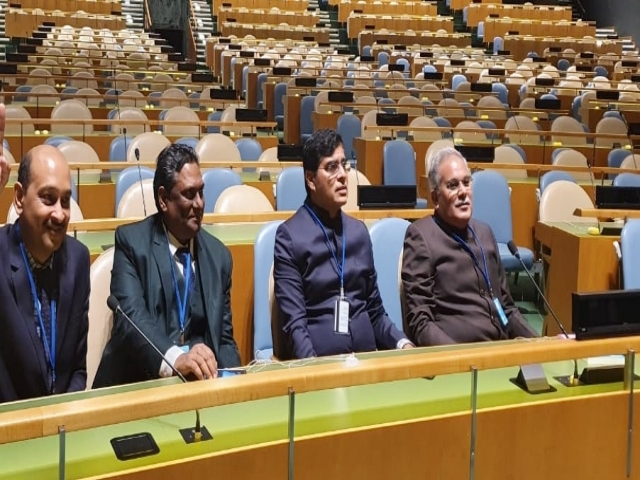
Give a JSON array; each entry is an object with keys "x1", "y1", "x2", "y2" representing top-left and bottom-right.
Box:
[
  {"x1": 93, "y1": 214, "x2": 241, "y2": 387},
  {"x1": 0, "y1": 223, "x2": 90, "y2": 403}
]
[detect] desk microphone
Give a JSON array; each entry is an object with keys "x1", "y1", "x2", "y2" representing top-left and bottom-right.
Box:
[
  {"x1": 506, "y1": 241, "x2": 580, "y2": 385},
  {"x1": 134, "y1": 147, "x2": 148, "y2": 217},
  {"x1": 106, "y1": 295, "x2": 211, "y2": 443}
]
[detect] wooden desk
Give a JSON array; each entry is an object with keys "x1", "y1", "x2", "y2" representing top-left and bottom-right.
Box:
[
  {"x1": 451, "y1": 0, "x2": 500, "y2": 11},
  {"x1": 284, "y1": 95, "x2": 302, "y2": 144},
  {"x1": 503, "y1": 36, "x2": 623, "y2": 62},
  {"x1": 2, "y1": 338, "x2": 639, "y2": 479},
  {"x1": 347, "y1": 14, "x2": 453, "y2": 39},
  {"x1": 467, "y1": 4, "x2": 571, "y2": 28},
  {"x1": 358, "y1": 32, "x2": 473, "y2": 52},
  {"x1": 535, "y1": 221, "x2": 620, "y2": 335},
  {"x1": 484, "y1": 19, "x2": 595, "y2": 43},
  {"x1": 220, "y1": 23, "x2": 331, "y2": 43},
  {"x1": 338, "y1": 0, "x2": 437, "y2": 24},
  {"x1": 6, "y1": 9, "x2": 124, "y2": 38}
]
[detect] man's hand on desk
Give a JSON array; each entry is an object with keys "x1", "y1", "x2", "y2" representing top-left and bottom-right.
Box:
[
  {"x1": 175, "y1": 343, "x2": 218, "y2": 380},
  {"x1": 402, "y1": 343, "x2": 415, "y2": 350}
]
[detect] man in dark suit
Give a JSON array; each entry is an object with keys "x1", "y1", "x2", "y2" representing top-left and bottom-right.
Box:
[
  {"x1": 0, "y1": 140, "x2": 90, "y2": 402},
  {"x1": 273, "y1": 129, "x2": 413, "y2": 359},
  {"x1": 93, "y1": 144, "x2": 241, "y2": 387},
  {"x1": 402, "y1": 147, "x2": 537, "y2": 346}
]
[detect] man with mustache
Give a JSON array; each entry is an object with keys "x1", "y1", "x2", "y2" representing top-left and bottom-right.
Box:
[
  {"x1": 402, "y1": 147, "x2": 537, "y2": 346},
  {"x1": 93, "y1": 144, "x2": 241, "y2": 387},
  {"x1": 273, "y1": 129, "x2": 413, "y2": 359},
  {"x1": 0, "y1": 129, "x2": 90, "y2": 401}
]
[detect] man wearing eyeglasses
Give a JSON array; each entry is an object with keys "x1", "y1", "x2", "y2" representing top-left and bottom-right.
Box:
[
  {"x1": 401, "y1": 147, "x2": 537, "y2": 346},
  {"x1": 272, "y1": 129, "x2": 413, "y2": 359}
]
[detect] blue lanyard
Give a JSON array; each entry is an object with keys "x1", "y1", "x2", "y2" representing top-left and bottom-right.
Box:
[
  {"x1": 446, "y1": 224, "x2": 494, "y2": 296},
  {"x1": 168, "y1": 246, "x2": 191, "y2": 339},
  {"x1": 304, "y1": 205, "x2": 346, "y2": 294},
  {"x1": 18, "y1": 243, "x2": 57, "y2": 392}
]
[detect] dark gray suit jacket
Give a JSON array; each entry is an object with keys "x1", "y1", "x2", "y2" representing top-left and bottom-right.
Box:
[
  {"x1": 0, "y1": 223, "x2": 89, "y2": 402},
  {"x1": 402, "y1": 215, "x2": 537, "y2": 346},
  {"x1": 93, "y1": 214, "x2": 241, "y2": 387}
]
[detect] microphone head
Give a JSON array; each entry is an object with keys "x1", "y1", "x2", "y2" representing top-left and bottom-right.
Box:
[
  {"x1": 107, "y1": 295, "x2": 119, "y2": 312},
  {"x1": 507, "y1": 240, "x2": 520, "y2": 258},
  {"x1": 123, "y1": 127, "x2": 127, "y2": 136},
  {"x1": 134, "y1": 148, "x2": 140, "y2": 161}
]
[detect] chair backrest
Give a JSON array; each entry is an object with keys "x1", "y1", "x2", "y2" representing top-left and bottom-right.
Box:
[
  {"x1": 621, "y1": 219, "x2": 640, "y2": 289},
  {"x1": 275, "y1": 166, "x2": 306, "y2": 211},
  {"x1": 369, "y1": 218, "x2": 411, "y2": 331},
  {"x1": 7, "y1": 197, "x2": 84, "y2": 224},
  {"x1": 114, "y1": 166, "x2": 155, "y2": 215},
  {"x1": 87, "y1": 247, "x2": 115, "y2": 388},
  {"x1": 539, "y1": 170, "x2": 576, "y2": 195},
  {"x1": 613, "y1": 173, "x2": 640, "y2": 187},
  {"x1": 163, "y1": 106, "x2": 200, "y2": 137},
  {"x1": 51, "y1": 99, "x2": 93, "y2": 135},
  {"x1": 425, "y1": 139, "x2": 455, "y2": 174},
  {"x1": 551, "y1": 115, "x2": 587, "y2": 146},
  {"x1": 552, "y1": 148, "x2": 591, "y2": 181},
  {"x1": 471, "y1": 170, "x2": 513, "y2": 243},
  {"x1": 116, "y1": 179, "x2": 158, "y2": 218},
  {"x1": 490, "y1": 145, "x2": 527, "y2": 180},
  {"x1": 6, "y1": 105, "x2": 35, "y2": 135},
  {"x1": 214, "y1": 185, "x2": 274, "y2": 213},
  {"x1": 253, "y1": 220, "x2": 284, "y2": 360},
  {"x1": 44, "y1": 135, "x2": 73, "y2": 147},
  {"x1": 235, "y1": 138, "x2": 263, "y2": 161},
  {"x1": 111, "y1": 107, "x2": 149, "y2": 135},
  {"x1": 337, "y1": 114, "x2": 361, "y2": 158},
  {"x1": 539, "y1": 180, "x2": 595, "y2": 222},
  {"x1": 201, "y1": 168, "x2": 243, "y2": 213},
  {"x1": 195, "y1": 134, "x2": 242, "y2": 162},
  {"x1": 383, "y1": 140, "x2": 417, "y2": 185},
  {"x1": 126, "y1": 132, "x2": 171, "y2": 162},
  {"x1": 344, "y1": 168, "x2": 371, "y2": 210}
]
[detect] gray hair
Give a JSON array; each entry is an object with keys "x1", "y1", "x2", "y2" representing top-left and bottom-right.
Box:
[{"x1": 427, "y1": 147, "x2": 468, "y2": 192}]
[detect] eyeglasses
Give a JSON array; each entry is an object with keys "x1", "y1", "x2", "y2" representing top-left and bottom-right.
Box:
[
  {"x1": 442, "y1": 176, "x2": 473, "y2": 194},
  {"x1": 319, "y1": 159, "x2": 351, "y2": 177}
]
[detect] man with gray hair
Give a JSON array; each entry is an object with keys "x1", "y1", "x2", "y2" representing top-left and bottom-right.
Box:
[{"x1": 401, "y1": 147, "x2": 537, "y2": 346}]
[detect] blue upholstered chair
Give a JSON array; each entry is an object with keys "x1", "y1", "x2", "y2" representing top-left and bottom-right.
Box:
[
  {"x1": 275, "y1": 166, "x2": 306, "y2": 211},
  {"x1": 369, "y1": 217, "x2": 411, "y2": 332},
  {"x1": 382, "y1": 140, "x2": 427, "y2": 208},
  {"x1": 201, "y1": 168, "x2": 243, "y2": 212},
  {"x1": 175, "y1": 137, "x2": 199, "y2": 149},
  {"x1": 621, "y1": 220, "x2": 640, "y2": 289},
  {"x1": 613, "y1": 173, "x2": 640, "y2": 187},
  {"x1": 44, "y1": 136, "x2": 74, "y2": 147},
  {"x1": 337, "y1": 114, "x2": 361, "y2": 162},
  {"x1": 274, "y1": 82, "x2": 287, "y2": 130},
  {"x1": 108, "y1": 135, "x2": 131, "y2": 162},
  {"x1": 114, "y1": 166, "x2": 155, "y2": 215},
  {"x1": 471, "y1": 170, "x2": 534, "y2": 271},
  {"x1": 300, "y1": 95, "x2": 315, "y2": 143},
  {"x1": 253, "y1": 220, "x2": 284, "y2": 361}
]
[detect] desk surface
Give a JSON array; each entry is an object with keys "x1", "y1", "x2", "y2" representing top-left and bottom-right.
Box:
[{"x1": 0, "y1": 340, "x2": 636, "y2": 479}]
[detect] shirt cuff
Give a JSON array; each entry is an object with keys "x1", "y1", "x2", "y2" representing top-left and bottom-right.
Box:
[
  {"x1": 396, "y1": 338, "x2": 414, "y2": 349},
  {"x1": 159, "y1": 346, "x2": 185, "y2": 378}
]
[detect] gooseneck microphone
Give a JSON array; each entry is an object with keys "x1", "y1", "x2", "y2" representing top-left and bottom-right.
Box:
[
  {"x1": 506, "y1": 241, "x2": 580, "y2": 384},
  {"x1": 134, "y1": 147, "x2": 148, "y2": 217},
  {"x1": 106, "y1": 296, "x2": 208, "y2": 442}
]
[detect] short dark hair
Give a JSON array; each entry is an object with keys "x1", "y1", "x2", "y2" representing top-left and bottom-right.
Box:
[
  {"x1": 302, "y1": 129, "x2": 343, "y2": 194},
  {"x1": 17, "y1": 150, "x2": 34, "y2": 192},
  {"x1": 153, "y1": 143, "x2": 200, "y2": 211}
]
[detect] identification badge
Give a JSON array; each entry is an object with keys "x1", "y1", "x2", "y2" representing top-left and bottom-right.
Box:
[
  {"x1": 180, "y1": 345, "x2": 190, "y2": 353},
  {"x1": 334, "y1": 297, "x2": 350, "y2": 334},
  {"x1": 493, "y1": 297, "x2": 509, "y2": 327}
]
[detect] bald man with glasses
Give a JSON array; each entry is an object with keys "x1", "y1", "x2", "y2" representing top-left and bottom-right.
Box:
[
  {"x1": 401, "y1": 147, "x2": 537, "y2": 347},
  {"x1": 272, "y1": 129, "x2": 413, "y2": 359}
]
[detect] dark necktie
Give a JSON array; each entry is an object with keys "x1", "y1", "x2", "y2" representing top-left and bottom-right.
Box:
[{"x1": 175, "y1": 247, "x2": 195, "y2": 295}]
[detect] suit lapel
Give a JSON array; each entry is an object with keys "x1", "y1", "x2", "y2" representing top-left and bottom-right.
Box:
[
  {"x1": 54, "y1": 243, "x2": 72, "y2": 360},
  {"x1": 8, "y1": 226, "x2": 50, "y2": 388},
  {"x1": 196, "y1": 232, "x2": 220, "y2": 353},
  {"x1": 151, "y1": 217, "x2": 175, "y2": 328}
]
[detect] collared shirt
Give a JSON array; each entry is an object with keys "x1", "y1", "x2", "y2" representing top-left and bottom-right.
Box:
[{"x1": 26, "y1": 250, "x2": 54, "y2": 272}]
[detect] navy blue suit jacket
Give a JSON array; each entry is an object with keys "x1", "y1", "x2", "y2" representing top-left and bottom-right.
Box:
[
  {"x1": 93, "y1": 214, "x2": 241, "y2": 387},
  {"x1": 273, "y1": 201, "x2": 405, "y2": 359},
  {"x1": 0, "y1": 223, "x2": 90, "y2": 403}
]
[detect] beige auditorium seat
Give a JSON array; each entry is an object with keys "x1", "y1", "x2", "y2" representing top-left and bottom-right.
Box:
[
  {"x1": 453, "y1": 120, "x2": 485, "y2": 144},
  {"x1": 51, "y1": 99, "x2": 94, "y2": 135},
  {"x1": 26, "y1": 68, "x2": 55, "y2": 87},
  {"x1": 214, "y1": 185, "x2": 274, "y2": 213},
  {"x1": 257, "y1": 146, "x2": 279, "y2": 177},
  {"x1": 539, "y1": 180, "x2": 595, "y2": 223},
  {"x1": 490, "y1": 145, "x2": 527, "y2": 180},
  {"x1": 7, "y1": 198, "x2": 84, "y2": 224},
  {"x1": 27, "y1": 84, "x2": 60, "y2": 106},
  {"x1": 504, "y1": 115, "x2": 541, "y2": 145},
  {"x1": 397, "y1": 96, "x2": 423, "y2": 116},
  {"x1": 6, "y1": 105, "x2": 35, "y2": 135},
  {"x1": 126, "y1": 132, "x2": 171, "y2": 162},
  {"x1": 219, "y1": 105, "x2": 253, "y2": 137},
  {"x1": 74, "y1": 88, "x2": 101, "y2": 108},
  {"x1": 69, "y1": 71, "x2": 99, "y2": 90},
  {"x1": 425, "y1": 139, "x2": 455, "y2": 173},
  {"x1": 595, "y1": 117, "x2": 628, "y2": 148},
  {"x1": 86, "y1": 247, "x2": 115, "y2": 388},
  {"x1": 345, "y1": 168, "x2": 371, "y2": 211},
  {"x1": 163, "y1": 106, "x2": 200, "y2": 137},
  {"x1": 476, "y1": 95, "x2": 507, "y2": 120},
  {"x1": 409, "y1": 116, "x2": 441, "y2": 142},
  {"x1": 551, "y1": 115, "x2": 587, "y2": 147},
  {"x1": 552, "y1": 148, "x2": 591, "y2": 181},
  {"x1": 57, "y1": 140, "x2": 102, "y2": 180},
  {"x1": 119, "y1": 90, "x2": 146, "y2": 108},
  {"x1": 620, "y1": 155, "x2": 640, "y2": 170},
  {"x1": 116, "y1": 179, "x2": 157, "y2": 218},
  {"x1": 195, "y1": 133, "x2": 242, "y2": 162},
  {"x1": 159, "y1": 88, "x2": 189, "y2": 108},
  {"x1": 111, "y1": 107, "x2": 149, "y2": 135}
]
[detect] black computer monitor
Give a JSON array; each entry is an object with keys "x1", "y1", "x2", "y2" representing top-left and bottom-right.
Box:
[
  {"x1": 595, "y1": 185, "x2": 640, "y2": 210},
  {"x1": 573, "y1": 289, "x2": 640, "y2": 339}
]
